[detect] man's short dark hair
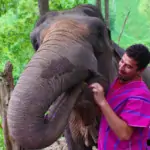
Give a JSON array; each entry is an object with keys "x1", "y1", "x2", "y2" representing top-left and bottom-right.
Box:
[{"x1": 125, "y1": 44, "x2": 150, "y2": 70}]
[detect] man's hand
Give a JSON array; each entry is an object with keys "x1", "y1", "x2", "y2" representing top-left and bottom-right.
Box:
[
  {"x1": 89, "y1": 84, "x2": 134, "y2": 141},
  {"x1": 89, "y1": 83, "x2": 106, "y2": 106}
]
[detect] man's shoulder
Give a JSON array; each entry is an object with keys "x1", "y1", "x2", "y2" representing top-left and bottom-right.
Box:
[
  {"x1": 129, "y1": 82, "x2": 150, "y2": 100},
  {"x1": 122, "y1": 80, "x2": 150, "y2": 99}
]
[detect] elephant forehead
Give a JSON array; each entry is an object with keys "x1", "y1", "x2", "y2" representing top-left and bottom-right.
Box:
[
  {"x1": 51, "y1": 16, "x2": 105, "y2": 37},
  {"x1": 42, "y1": 19, "x2": 90, "y2": 43}
]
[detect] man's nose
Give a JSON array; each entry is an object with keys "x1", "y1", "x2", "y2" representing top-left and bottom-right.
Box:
[{"x1": 119, "y1": 64, "x2": 125, "y2": 71}]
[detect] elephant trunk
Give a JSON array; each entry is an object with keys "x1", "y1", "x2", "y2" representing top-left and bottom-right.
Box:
[
  {"x1": 7, "y1": 19, "x2": 98, "y2": 149},
  {"x1": 7, "y1": 53, "x2": 89, "y2": 149}
]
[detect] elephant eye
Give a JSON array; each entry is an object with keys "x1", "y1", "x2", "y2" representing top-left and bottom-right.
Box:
[{"x1": 98, "y1": 30, "x2": 103, "y2": 38}]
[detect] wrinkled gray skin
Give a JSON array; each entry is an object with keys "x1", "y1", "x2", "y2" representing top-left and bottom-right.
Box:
[{"x1": 7, "y1": 4, "x2": 113, "y2": 150}]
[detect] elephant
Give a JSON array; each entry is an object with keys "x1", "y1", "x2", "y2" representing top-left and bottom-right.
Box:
[
  {"x1": 7, "y1": 4, "x2": 114, "y2": 150},
  {"x1": 30, "y1": 5, "x2": 117, "y2": 150},
  {"x1": 7, "y1": 4, "x2": 150, "y2": 150},
  {"x1": 31, "y1": 5, "x2": 150, "y2": 150}
]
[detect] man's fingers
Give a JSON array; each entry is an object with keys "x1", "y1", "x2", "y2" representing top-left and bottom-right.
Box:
[
  {"x1": 92, "y1": 88, "x2": 98, "y2": 93},
  {"x1": 89, "y1": 83, "x2": 104, "y2": 93},
  {"x1": 89, "y1": 83, "x2": 98, "y2": 88},
  {"x1": 89, "y1": 84, "x2": 98, "y2": 92}
]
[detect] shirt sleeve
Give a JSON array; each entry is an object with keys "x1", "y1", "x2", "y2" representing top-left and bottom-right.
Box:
[{"x1": 119, "y1": 97, "x2": 150, "y2": 127}]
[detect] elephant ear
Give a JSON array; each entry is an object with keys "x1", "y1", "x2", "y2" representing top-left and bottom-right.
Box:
[
  {"x1": 112, "y1": 42, "x2": 125, "y2": 59},
  {"x1": 73, "y1": 4, "x2": 104, "y2": 21},
  {"x1": 83, "y1": 17, "x2": 112, "y2": 54}
]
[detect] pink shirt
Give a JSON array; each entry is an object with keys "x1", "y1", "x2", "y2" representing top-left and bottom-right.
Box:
[{"x1": 98, "y1": 78, "x2": 150, "y2": 150}]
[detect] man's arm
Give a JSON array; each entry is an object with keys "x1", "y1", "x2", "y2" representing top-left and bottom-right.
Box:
[
  {"x1": 89, "y1": 83, "x2": 134, "y2": 141},
  {"x1": 98, "y1": 99, "x2": 134, "y2": 140}
]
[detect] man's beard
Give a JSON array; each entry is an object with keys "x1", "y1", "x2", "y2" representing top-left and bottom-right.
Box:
[{"x1": 118, "y1": 74, "x2": 130, "y2": 82}]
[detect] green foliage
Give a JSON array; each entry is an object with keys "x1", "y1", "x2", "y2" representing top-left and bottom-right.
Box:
[
  {"x1": 0, "y1": 119, "x2": 4, "y2": 150},
  {"x1": 110, "y1": 0, "x2": 150, "y2": 49},
  {"x1": 139, "y1": 0, "x2": 150, "y2": 20},
  {"x1": 0, "y1": 131, "x2": 4, "y2": 150},
  {"x1": 0, "y1": 0, "x2": 17, "y2": 16},
  {"x1": 0, "y1": 0, "x2": 38, "y2": 83},
  {"x1": 49, "y1": 0, "x2": 88, "y2": 10}
]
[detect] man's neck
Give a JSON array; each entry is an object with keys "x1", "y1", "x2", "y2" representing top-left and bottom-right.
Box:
[{"x1": 118, "y1": 76, "x2": 142, "y2": 84}]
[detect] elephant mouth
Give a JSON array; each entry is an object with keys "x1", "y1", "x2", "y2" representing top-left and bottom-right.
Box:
[
  {"x1": 43, "y1": 92, "x2": 71, "y2": 123},
  {"x1": 43, "y1": 89, "x2": 82, "y2": 124},
  {"x1": 43, "y1": 80, "x2": 90, "y2": 124}
]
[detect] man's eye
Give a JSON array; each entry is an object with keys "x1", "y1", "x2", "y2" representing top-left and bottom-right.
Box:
[
  {"x1": 127, "y1": 65, "x2": 132, "y2": 69},
  {"x1": 121, "y1": 59, "x2": 124, "y2": 63}
]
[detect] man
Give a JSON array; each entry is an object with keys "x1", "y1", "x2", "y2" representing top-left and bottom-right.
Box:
[{"x1": 90, "y1": 44, "x2": 150, "y2": 149}]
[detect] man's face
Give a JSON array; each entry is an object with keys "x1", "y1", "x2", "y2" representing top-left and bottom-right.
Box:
[{"x1": 118, "y1": 53, "x2": 141, "y2": 82}]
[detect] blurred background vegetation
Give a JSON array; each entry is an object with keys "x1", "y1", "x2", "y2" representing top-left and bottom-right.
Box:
[{"x1": 0, "y1": 0, "x2": 150, "y2": 149}]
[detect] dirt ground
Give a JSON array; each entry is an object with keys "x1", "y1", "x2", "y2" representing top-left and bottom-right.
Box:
[
  {"x1": 43, "y1": 137, "x2": 97, "y2": 150},
  {"x1": 43, "y1": 137, "x2": 68, "y2": 150}
]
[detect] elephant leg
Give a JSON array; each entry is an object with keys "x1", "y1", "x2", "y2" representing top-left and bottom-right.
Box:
[
  {"x1": 64, "y1": 124, "x2": 79, "y2": 150},
  {"x1": 64, "y1": 100, "x2": 98, "y2": 150},
  {"x1": 84, "y1": 145, "x2": 93, "y2": 150},
  {"x1": 64, "y1": 124, "x2": 93, "y2": 150},
  {"x1": 64, "y1": 124, "x2": 86, "y2": 150}
]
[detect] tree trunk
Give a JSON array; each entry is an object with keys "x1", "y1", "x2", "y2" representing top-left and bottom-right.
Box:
[
  {"x1": 118, "y1": 11, "x2": 130, "y2": 44},
  {"x1": 96, "y1": 0, "x2": 101, "y2": 13},
  {"x1": 0, "y1": 62, "x2": 32, "y2": 150},
  {"x1": 104, "y1": 0, "x2": 109, "y2": 28},
  {"x1": 38, "y1": 0, "x2": 49, "y2": 17},
  {"x1": 0, "y1": 61, "x2": 21, "y2": 150}
]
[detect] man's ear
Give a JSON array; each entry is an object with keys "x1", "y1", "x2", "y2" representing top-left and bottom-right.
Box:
[{"x1": 138, "y1": 68, "x2": 145, "y2": 75}]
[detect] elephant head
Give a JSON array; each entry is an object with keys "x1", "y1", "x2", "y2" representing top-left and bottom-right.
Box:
[
  {"x1": 7, "y1": 13, "x2": 113, "y2": 149},
  {"x1": 30, "y1": 4, "x2": 113, "y2": 89},
  {"x1": 30, "y1": 4, "x2": 105, "y2": 51}
]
